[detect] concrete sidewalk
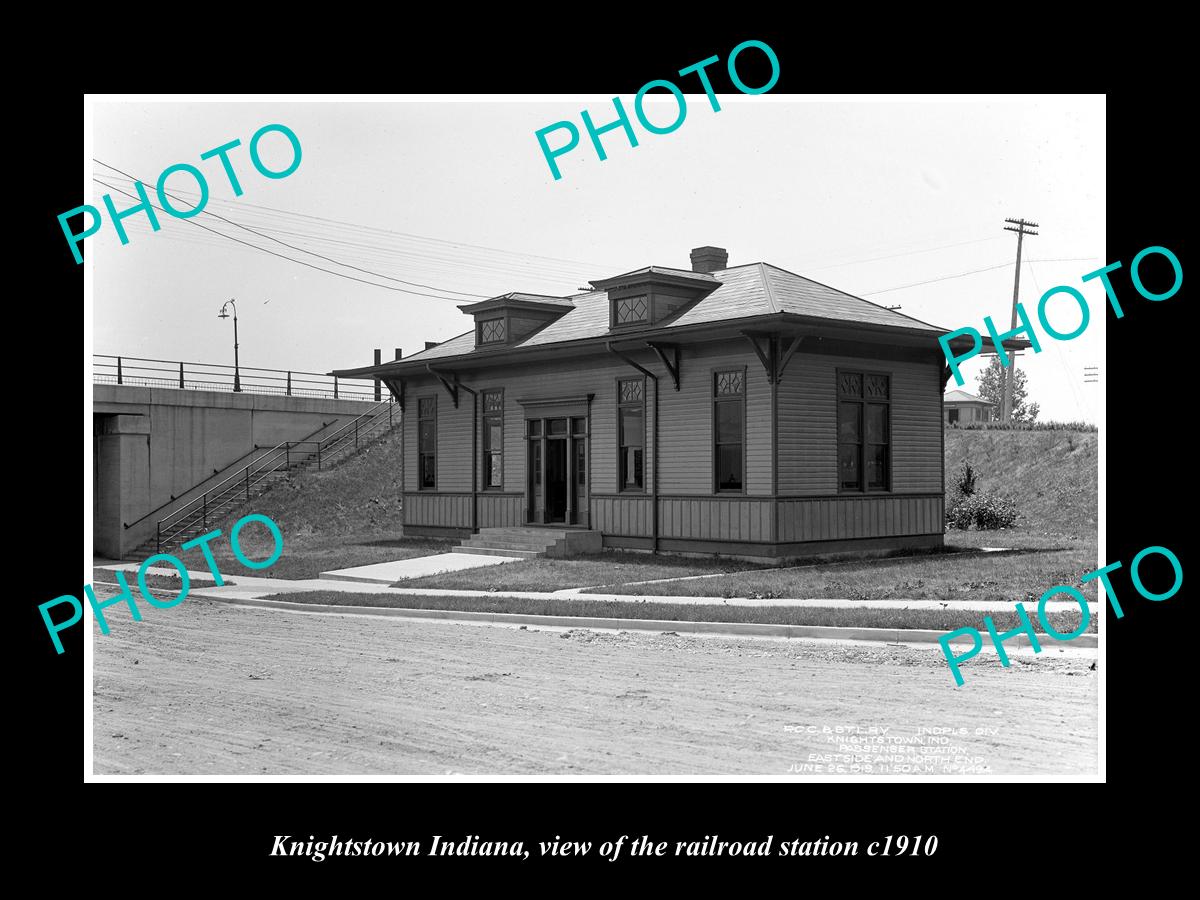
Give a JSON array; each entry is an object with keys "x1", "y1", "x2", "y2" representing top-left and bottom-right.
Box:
[
  {"x1": 95, "y1": 560, "x2": 1098, "y2": 613},
  {"x1": 319, "y1": 551, "x2": 517, "y2": 585}
]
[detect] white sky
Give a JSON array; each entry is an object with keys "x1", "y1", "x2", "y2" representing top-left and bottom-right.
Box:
[{"x1": 91, "y1": 96, "x2": 1105, "y2": 422}]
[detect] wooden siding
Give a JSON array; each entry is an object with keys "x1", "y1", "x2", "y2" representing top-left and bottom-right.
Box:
[
  {"x1": 776, "y1": 494, "x2": 943, "y2": 541},
  {"x1": 777, "y1": 350, "x2": 942, "y2": 495},
  {"x1": 657, "y1": 341, "x2": 773, "y2": 496},
  {"x1": 403, "y1": 491, "x2": 472, "y2": 528},
  {"x1": 659, "y1": 496, "x2": 774, "y2": 542},
  {"x1": 403, "y1": 374, "x2": 472, "y2": 493},
  {"x1": 591, "y1": 494, "x2": 654, "y2": 536},
  {"x1": 477, "y1": 492, "x2": 525, "y2": 528}
]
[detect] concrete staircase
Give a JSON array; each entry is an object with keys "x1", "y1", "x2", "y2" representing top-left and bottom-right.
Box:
[
  {"x1": 134, "y1": 399, "x2": 399, "y2": 557},
  {"x1": 456, "y1": 527, "x2": 603, "y2": 559}
]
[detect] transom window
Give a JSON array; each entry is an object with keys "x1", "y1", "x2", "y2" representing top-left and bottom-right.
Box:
[
  {"x1": 713, "y1": 369, "x2": 745, "y2": 492},
  {"x1": 614, "y1": 295, "x2": 649, "y2": 325},
  {"x1": 838, "y1": 371, "x2": 890, "y2": 492},
  {"x1": 479, "y1": 317, "x2": 506, "y2": 344}
]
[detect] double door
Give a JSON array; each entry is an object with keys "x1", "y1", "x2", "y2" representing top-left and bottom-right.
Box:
[{"x1": 527, "y1": 416, "x2": 588, "y2": 525}]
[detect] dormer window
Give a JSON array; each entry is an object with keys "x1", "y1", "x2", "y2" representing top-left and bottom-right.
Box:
[
  {"x1": 460, "y1": 293, "x2": 573, "y2": 349},
  {"x1": 614, "y1": 295, "x2": 649, "y2": 326},
  {"x1": 479, "y1": 317, "x2": 506, "y2": 344},
  {"x1": 592, "y1": 266, "x2": 720, "y2": 332}
]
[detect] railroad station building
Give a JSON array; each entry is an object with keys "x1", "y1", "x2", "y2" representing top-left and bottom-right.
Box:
[{"x1": 335, "y1": 246, "x2": 996, "y2": 559}]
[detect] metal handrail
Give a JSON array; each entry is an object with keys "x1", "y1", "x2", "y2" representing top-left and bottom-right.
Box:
[
  {"x1": 155, "y1": 444, "x2": 307, "y2": 550},
  {"x1": 316, "y1": 404, "x2": 396, "y2": 465},
  {"x1": 124, "y1": 440, "x2": 273, "y2": 530},
  {"x1": 151, "y1": 398, "x2": 400, "y2": 550},
  {"x1": 157, "y1": 438, "x2": 315, "y2": 534}
]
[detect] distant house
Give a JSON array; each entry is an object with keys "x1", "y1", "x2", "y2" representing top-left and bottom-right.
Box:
[
  {"x1": 335, "y1": 246, "x2": 1016, "y2": 560},
  {"x1": 943, "y1": 389, "x2": 995, "y2": 426}
]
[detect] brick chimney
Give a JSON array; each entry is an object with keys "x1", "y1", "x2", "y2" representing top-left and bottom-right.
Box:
[{"x1": 690, "y1": 246, "x2": 729, "y2": 273}]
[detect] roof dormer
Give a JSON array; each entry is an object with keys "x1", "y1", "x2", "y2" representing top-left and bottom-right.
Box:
[
  {"x1": 458, "y1": 293, "x2": 574, "y2": 349},
  {"x1": 590, "y1": 265, "x2": 720, "y2": 332}
]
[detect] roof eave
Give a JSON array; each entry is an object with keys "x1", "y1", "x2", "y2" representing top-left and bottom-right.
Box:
[{"x1": 333, "y1": 312, "x2": 964, "y2": 379}]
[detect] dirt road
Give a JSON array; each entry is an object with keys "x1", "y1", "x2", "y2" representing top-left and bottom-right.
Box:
[{"x1": 92, "y1": 598, "x2": 1097, "y2": 776}]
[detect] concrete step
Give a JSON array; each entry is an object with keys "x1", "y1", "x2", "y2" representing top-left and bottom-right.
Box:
[
  {"x1": 453, "y1": 547, "x2": 543, "y2": 558},
  {"x1": 477, "y1": 527, "x2": 571, "y2": 539},
  {"x1": 460, "y1": 527, "x2": 601, "y2": 559},
  {"x1": 461, "y1": 537, "x2": 561, "y2": 552}
]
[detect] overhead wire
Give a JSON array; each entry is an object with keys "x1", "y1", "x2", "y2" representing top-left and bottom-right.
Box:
[
  {"x1": 92, "y1": 177, "x2": 601, "y2": 288},
  {"x1": 92, "y1": 178, "x2": 479, "y2": 302},
  {"x1": 806, "y1": 235, "x2": 1007, "y2": 271},
  {"x1": 94, "y1": 159, "x2": 490, "y2": 298},
  {"x1": 1023, "y1": 258, "x2": 1093, "y2": 422},
  {"x1": 91, "y1": 162, "x2": 618, "y2": 274},
  {"x1": 860, "y1": 257, "x2": 1098, "y2": 296}
]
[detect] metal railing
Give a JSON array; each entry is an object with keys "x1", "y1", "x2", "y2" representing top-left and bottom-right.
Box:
[
  {"x1": 152, "y1": 399, "x2": 398, "y2": 552},
  {"x1": 94, "y1": 354, "x2": 376, "y2": 401},
  {"x1": 124, "y1": 421, "x2": 335, "y2": 533}
]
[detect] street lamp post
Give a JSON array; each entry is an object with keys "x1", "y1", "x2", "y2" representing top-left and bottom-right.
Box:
[{"x1": 218, "y1": 299, "x2": 241, "y2": 392}]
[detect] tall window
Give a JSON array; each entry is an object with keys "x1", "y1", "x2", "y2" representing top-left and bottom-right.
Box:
[
  {"x1": 713, "y1": 369, "x2": 745, "y2": 492},
  {"x1": 838, "y1": 371, "x2": 890, "y2": 492},
  {"x1": 418, "y1": 396, "x2": 437, "y2": 489},
  {"x1": 482, "y1": 390, "x2": 503, "y2": 489},
  {"x1": 617, "y1": 378, "x2": 644, "y2": 491},
  {"x1": 479, "y1": 317, "x2": 505, "y2": 344}
]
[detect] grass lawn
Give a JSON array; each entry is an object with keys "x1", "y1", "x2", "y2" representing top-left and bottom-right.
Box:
[
  {"x1": 391, "y1": 533, "x2": 1099, "y2": 604},
  {"x1": 200, "y1": 531, "x2": 456, "y2": 581},
  {"x1": 256, "y1": 590, "x2": 1094, "y2": 634},
  {"x1": 599, "y1": 538, "x2": 1100, "y2": 603},
  {"x1": 395, "y1": 552, "x2": 767, "y2": 591}
]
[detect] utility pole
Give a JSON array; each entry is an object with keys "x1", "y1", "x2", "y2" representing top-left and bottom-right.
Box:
[{"x1": 1000, "y1": 217, "x2": 1038, "y2": 421}]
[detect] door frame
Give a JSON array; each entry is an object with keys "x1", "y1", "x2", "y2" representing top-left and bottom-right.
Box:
[{"x1": 517, "y1": 394, "x2": 593, "y2": 527}]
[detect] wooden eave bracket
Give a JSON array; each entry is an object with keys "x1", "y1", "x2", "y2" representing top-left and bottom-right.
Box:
[
  {"x1": 776, "y1": 334, "x2": 805, "y2": 383},
  {"x1": 605, "y1": 342, "x2": 658, "y2": 381},
  {"x1": 646, "y1": 342, "x2": 681, "y2": 390},
  {"x1": 426, "y1": 365, "x2": 460, "y2": 408},
  {"x1": 383, "y1": 377, "x2": 404, "y2": 406}
]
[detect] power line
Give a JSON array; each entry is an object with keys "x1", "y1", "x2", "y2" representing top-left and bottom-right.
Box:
[
  {"x1": 807, "y1": 235, "x2": 1006, "y2": 271},
  {"x1": 92, "y1": 172, "x2": 603, "y2": 287},
  {"x1": 92, "y1": 178, "x2": 477, "y2": 302},
  {"x1": 1023, "y1": 257, "x2": 1091, "y2": 422},
  {"x1": 91, "y1": 162, "x2": 620, "y2": 271},
  {"x1": 859, "y1": 262, "x2": 1014, "y2": 295},
  {"x1": 859, "y1": 257, "x2": 1099, "y2": 296},
  {"x1": 94, "y1": 160, "x2": 490, "y2": 299}
]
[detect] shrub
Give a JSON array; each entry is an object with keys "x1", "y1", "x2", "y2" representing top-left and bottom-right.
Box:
[
  {"x1": 945, "y1": 491, "x2": 1019, "y2": 530},
  {"x1": 954, "y1": 461, "x2": 978, "y2": 499}
]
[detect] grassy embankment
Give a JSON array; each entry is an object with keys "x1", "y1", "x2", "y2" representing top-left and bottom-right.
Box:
[{"x1": 196, "y1": 432, "x2": 453, "y2": 580}]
